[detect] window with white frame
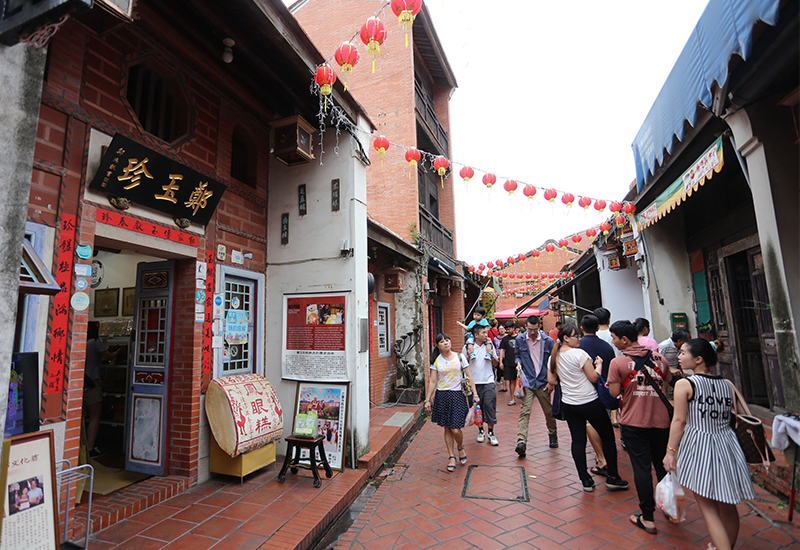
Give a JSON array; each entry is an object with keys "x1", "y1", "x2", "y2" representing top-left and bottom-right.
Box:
[
  {"x1": 377, "y1": 302, "x2": 391, "y2": 357},
  {"x1": 218, "y1": 267, "x2": 264, "y2": 377}
]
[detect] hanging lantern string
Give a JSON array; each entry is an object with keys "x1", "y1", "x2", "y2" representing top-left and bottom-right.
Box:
[{"x1": 316, "y1": 2, "x2": 391, "y2": 71}]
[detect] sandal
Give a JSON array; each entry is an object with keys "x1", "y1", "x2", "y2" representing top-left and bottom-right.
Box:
[
  {"x1": 446, "y1": 456, "x2": 456, "y2": 472},
  {"x1": 629, "y1": 514, "x2": 657, "y2": 534},
  {"x1": 590, "y1": 465, "x2": 609, "y2": 477},
  {"x1": 458, "y1": 447, "x2": 467, "y2": 465},
  {"x1": 507, "y1": 401, "x2": 517, "y2": 406}
]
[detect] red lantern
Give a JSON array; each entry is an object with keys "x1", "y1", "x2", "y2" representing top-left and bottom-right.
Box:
[
  {"x1": 503, "y1": 179, "x2": 518, "y2": 195},
  {"x1": 468, "y1": 265, "x2": 475, "y2": 273},
  {"x1": 569, "y1": 272, "x2": 575, "y2": 278},
  {"x1": 360, "y1": 17, "x2": 387, "y2": 73},
  {"x1": 531, "y1": 250, "x2": 540, "y2": 260},
  {"x1": 314, "y1": 64, "x2": 336, "y2": 111},
  {"x1": 544, "y1": 189, "x2": 557, "y2": 203},
  {"x1": 496, "y1": 259, "x2": 503, "y2": 267},
  {"x1": 610, "y1": 201, "x2": 623, "y2": 214},
  {"x1": 572, "y1": 234, "x2": 582, "y2": 244},
  {"x1": 517, "y1": 253, "x2": 526, "y2": 262},
  {"x1": 525, "y1": 273, "x2": 532, "y2": 279},
  {"x1": 558, "y1": 239, "x2": 568, "y2": 250},
  {"x1": 433, "y1": 156, "x2": 449, "y2": 187},
  {"x1": 533, "y1": 274, "x2": 539, "y2": 280},
  {"x1": 391, "y1": 0, "x2": 423, "y2": 47},
  {"x1": 600, "y1": 222, "x2": 611, "y2": 235},
  {"x1": 594, "y1": 199, "x2": 607, "y2": 212},
  {"x1": 373, "y1": 135, "x2": 390, "y2": 166},
  {"x1": 507, "y1": 256, "x2": 515, "y2": 265},
  {"x1": 487, "y1": 261, "x2": 494, "y2": 269},
  {"x1": 578, "y1": 196, "x2": 592, "y2": 209},
  {"x1": 404, "y1": 148, "x2": 421, "y2": 174},
  {"x1": 482, "y1": 173, "x2": 496, "y2": 188},
  {"x1": 561, "y1": 192, "x2": 575, "y2": 207},
  {"x1": 623, "y1": 203, "x2": 637, "y2": 215},
  {"x1": 615, "y1": 214, "x2": 626, "y2": 228},
  {"x1": 478, "y1": 263, "x2": 486, "y2": 271},
  {"x1": 545, "y1": 243, "x2": 555, "y2": 255},
  {"x1": 333, "y1": 42, "x2": 359, "y2": 90},
  {"x1": 459, "y1": 166, "x2": 474, "y2": 182},
  {"x1": 586, "y1": 227, "x2": 597, "y2": 240},
  {"x1": 523, "y1": 184, "x2": 537, "y2": 199}
]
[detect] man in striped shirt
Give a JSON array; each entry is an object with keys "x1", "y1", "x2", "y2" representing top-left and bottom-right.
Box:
[{"x1": 607, "y1": 320, "x2": 672, "y2": 535}]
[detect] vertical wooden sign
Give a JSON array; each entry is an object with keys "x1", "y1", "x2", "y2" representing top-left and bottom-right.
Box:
[
  {"x1": 331, "y1": 179, "x2": 340, "y2": 212},
  {"x1": 298, "y1": 184, "x2": 307, "y2": 216},
  {"x1": 281, "y1": 213, "x2": 289, "y2": 245}
]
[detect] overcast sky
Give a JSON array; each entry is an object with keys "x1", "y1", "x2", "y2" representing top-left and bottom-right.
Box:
[{"x1": 285, "y1": 0, "x2": 711, "y2": 266}]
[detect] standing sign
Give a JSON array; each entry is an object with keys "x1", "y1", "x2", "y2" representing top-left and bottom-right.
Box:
[
  {"x1": 282, "y1": 294, "x2": 347, "y2": 381},
  {"x1": 89, "y1": 134, "x2": 225, "y2": 226},
  {"x1": 0, "y1": 431, "x2": 59, "y2": 550}
]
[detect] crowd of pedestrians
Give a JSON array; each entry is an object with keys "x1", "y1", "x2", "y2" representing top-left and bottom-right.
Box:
[{"x1": 425, "y1": 306, "x2": 757, "y2": 550}]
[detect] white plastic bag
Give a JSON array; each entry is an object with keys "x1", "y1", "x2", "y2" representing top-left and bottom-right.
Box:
[
  {"x1": 514, "y1": 377, "x2": 526, "y2": 399},
  {"x1": 464, "y1": 404, "x2": 475, "y2": 427},
  {"x1": 655, "y1": 473, "x2": 686, "y2": 523}
]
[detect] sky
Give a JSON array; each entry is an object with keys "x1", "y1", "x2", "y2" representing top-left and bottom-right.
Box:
[{"x1": 284, "y1": 0, "x2": 711, "y2": 266}]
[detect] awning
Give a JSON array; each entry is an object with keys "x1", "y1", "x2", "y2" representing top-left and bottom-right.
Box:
[
  {"x1": 494, "y1": 306, "x2": 548, "y2": 319},
  {"x1": 637, "y1": 137, "x2": 724, "y2": 229},
  {"x1": 514, "y1": 282, "x2": 557, "y2": 316},
  {"x1": 429, "y1": 256, "x2": 466, "y2": 281},
  {"x1": 551, "y1": 264, "x2": 598, "y2": 297},
  {"x1": 632, "y1": 0, "x2": 780, "y2": 190},
  {"x1": 19, "y1": 239, "x2": 60, "y2": 295}
]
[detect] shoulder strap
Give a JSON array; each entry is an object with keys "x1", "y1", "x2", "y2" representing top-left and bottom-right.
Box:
[{"x1": 637, "y1": 361, "x2": 674, "y2": 417}]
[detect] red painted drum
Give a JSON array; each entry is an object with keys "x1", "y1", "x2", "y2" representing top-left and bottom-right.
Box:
[{"x1": 206, "y1": 374, "x2": 284, "y2": 457}]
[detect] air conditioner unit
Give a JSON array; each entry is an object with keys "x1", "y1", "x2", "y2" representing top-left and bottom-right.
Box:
[{"x1": 270, "y1": 115, "x2": 316, "y2": 166}]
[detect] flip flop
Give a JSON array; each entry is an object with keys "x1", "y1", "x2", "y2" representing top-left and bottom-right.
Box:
[
  {"x1": 446, "y1": 456, "x2": 456, "y2": 472},
  {"x1": 629, "y1": 514, "x2": 657, "y2": 534},
  {"x1": 458, "y1": 447, "x2": 467, "y2": 465},
  {"x1": 590, "y1": 465, "x2": 609, "y2": 477},
  {"x1": 507, "y1": 401, "x2": 517, "y2": 406}
]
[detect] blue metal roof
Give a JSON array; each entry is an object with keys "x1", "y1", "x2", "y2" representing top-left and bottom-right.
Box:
[{"x1": 632, "y1": 0, "x2": 781, "y2": 190}]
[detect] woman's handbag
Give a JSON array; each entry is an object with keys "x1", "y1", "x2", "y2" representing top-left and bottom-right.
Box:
[
  {"x1": 458, "y1": 354, "x2": 472, "y2": 397},
  {"x1": 595, "y1": 374, "x2": 619, "y2": 410},
  {"x1": 551, "y1": 382, "x2": 565, "y2": 421},
  {"x1": 730, "y1": 382, "x2": 775, "y2": 469}
]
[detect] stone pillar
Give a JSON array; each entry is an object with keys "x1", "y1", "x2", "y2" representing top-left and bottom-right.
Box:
[
  {"x1": 0, "y1": 43, "x2": 47, "y2": 457},
  {"x1": 727, "y1": 107, "x2": 800, "y2": 411}
]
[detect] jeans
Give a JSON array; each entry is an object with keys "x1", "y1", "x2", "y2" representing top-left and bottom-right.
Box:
[
  {"x1": 562, "y1": 399, "x2": 619, "y2": 482},
  {"x1": 517, "y1": 387, "x2": 557, "y2": 444},
  {"x1": 620, "y1": 425, "x2": 669, "y2": 521}
]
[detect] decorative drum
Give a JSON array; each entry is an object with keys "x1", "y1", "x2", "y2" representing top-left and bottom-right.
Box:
[{"x1": 205, "y1": 374, "x2": 283, "y2": 457}]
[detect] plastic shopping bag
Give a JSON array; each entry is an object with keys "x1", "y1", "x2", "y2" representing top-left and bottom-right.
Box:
[
  {"x1": 655, "y1": 473, "x2": 686, "y2": 523},
  {"x1": 514, "y1": 377, "x2": 526, "y2": 399},
  {"x1": 518, "y1": 368, "x2": 529, "y2": 387},
  {"x1": 464, "y1": 404, "x2": 475, "y2": 427}
]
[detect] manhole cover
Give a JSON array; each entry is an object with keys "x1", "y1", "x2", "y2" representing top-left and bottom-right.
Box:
[{"x1": 462, "y1": 465, "x2": 529, "y2": 502}]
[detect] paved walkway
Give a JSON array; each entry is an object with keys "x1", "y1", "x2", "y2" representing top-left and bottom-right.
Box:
[{"x1": 326, "y1": 395, "x2": 800, "y2": 550}]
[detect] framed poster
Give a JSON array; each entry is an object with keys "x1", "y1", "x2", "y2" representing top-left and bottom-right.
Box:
[
  {"x1": 122, "y1": 287, "x2": 136, "y2": 316},
  {"x1": 282, "y1": 293, "x2": 348, "y2": 381},
  {"x1": 94, "y1": 288, "x2": 119, "y2": 317},
  {"x1": 294, "y1": 382, "x2": 348, "y2": 470},
  {"x1": 1, "y1": 431, "x2": 59, "y2": 550}
]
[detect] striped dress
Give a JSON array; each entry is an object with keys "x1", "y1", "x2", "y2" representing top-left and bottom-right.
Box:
[{"x1": 677, "y1": 374, "x2": 755, "y2": 504}]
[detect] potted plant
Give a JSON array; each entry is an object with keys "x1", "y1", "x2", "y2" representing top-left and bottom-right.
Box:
[
  {"x1": 393, "y1": 329, "x2": 425, "y2": 404},
  {"x1": 697, "y1": 322, "x2": 715, "y2": 341}
]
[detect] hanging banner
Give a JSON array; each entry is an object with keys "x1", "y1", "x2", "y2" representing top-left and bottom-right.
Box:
[
  {"x1": 282, "y1": 293, "x2": 347, "y2": 381},
  {"x1": 46, "y1": 215, "x2": 76, "y2": 394},
  {"x1": 201, "y1": 250, "x2": 214, "y2": 388},
  {"x1": 96, "y1": 209, "x2": 200, "y2": 247}
]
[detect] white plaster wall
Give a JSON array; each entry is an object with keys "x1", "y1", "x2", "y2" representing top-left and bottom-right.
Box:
[
  {"x1": 265, "y1": 119, "x2": 370, "y2": 463},
  {"x1": 636, "y1": 212, "x2": 697, "y2": 342},
  {"x1": 595, "y1": 249, "x2": 646, "y2": 326}
]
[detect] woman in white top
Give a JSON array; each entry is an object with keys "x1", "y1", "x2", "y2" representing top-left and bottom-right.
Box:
[
  {"x1": 424, "y1": 333, "x2": 479, "y2": 473},
  {"x1": 548, "y1": 324, "x2": 628, "y2": 492}
]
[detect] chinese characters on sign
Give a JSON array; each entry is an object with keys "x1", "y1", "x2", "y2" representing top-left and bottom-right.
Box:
[
  {"x1": 280, "y1": 213, "x2": 289, "y2": 245},
  {"x1": 47, "y1": 215, "x2": 76, "y2": 394},
  {"x1": 202, "y1": 250, "x2": 214, "y2": 385},
  {"x1": 294, "y1": 382, "x2": 348, "y2": 470},
  {"x1": 95, "y1": 209, "x2": 199, "y2": 247},
  {"x1": 282, "y1": 294, "x2": 347, "y2": 381},
  {"x1": 298, "y1": 184, "x2": 307, "y2": 216},
  {"x1": 89, "y1": 134, "x2": 225, "y2": 225},
  {"x1": 331, "y1": 179, "x2": 340, "y2": 212}
]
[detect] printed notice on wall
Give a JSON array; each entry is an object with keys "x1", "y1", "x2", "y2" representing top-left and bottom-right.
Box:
[{"x1": 282, "y1": 293, "x2": 348, "y2": 381}]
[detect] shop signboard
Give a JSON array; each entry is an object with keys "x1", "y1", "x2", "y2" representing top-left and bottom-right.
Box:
[
  {"x1": 282, "y1": 293, "x2": 347, "y2": 382},
  {"x1": 89, "y1": 134, "x2": 225, "y2": 226}
]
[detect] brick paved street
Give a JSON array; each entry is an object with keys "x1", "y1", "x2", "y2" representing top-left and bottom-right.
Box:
[{"x1": 324, "y1": 395, "x2": 800, "y2": 550}]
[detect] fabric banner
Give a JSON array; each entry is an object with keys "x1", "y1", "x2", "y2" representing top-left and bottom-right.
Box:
[
  {"x1": 46, "y1": 215, "x2": 76, "y2": 394},
  {"x1": 96, "y1": 208, "x2": 200, "y2": 247}
]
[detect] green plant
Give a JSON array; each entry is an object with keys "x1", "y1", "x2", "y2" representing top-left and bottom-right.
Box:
[
  {"x1": 697, "y1": 322, "x2": 714, "y2": 334},
  {"x1": 408, "y1": 222, "x2": 420, "y2": 243}
]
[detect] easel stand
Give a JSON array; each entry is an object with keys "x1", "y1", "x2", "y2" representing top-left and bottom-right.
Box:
[{"x1": 277, "y1": 436, "x2": 333, "y2": 488}]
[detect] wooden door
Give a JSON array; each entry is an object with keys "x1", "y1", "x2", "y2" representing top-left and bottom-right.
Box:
[
  {"x1": 748, "y1": 249, "x2": 785, "y2": 409},
  {"x1": 125, "y1": 260, "x2": 174, "y2": 475}
]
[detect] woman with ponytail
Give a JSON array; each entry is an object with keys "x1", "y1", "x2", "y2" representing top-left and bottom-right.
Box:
[{"x1": 547, "y1": 324, "x2": 629, "y2": 493}]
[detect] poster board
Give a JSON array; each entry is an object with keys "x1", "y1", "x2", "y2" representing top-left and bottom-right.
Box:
[
  {"x1": 282, "y1": 293, "x2": 348, "y2": 381},
  {"x1": 1, "y1": 431, "x2": 59, "y2": 550},
  {"x1": 293, "y1": 382, "x2": 348, "y2": 471}
]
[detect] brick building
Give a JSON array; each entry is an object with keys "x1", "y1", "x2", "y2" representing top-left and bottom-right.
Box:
[
  {"x1": 293, "y1": 1, "x2": 466, "y2": 405},
  {"x1": 6, "y1": 0, "x2": 372, "y2": 538}
]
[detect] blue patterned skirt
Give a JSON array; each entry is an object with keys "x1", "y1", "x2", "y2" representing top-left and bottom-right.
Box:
[{"x1": 431, "y1": 389, "x2": 469, "y2": 429}]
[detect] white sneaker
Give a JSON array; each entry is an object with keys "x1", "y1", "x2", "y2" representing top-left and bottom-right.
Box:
[
  {"x1": 488, "y1": 433, "x2": 499, "y2": 446},
  {"x1": 476, "y1": 431, "x2": 485, "y2": 443}
]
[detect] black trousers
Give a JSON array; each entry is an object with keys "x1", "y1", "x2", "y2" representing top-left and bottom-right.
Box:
[
  {"x1": 620, "y1": 425, "x2": 669, "y2": 521},
  {"x1": 562, "y1": 399, "x2": 619, "y2": 483}
]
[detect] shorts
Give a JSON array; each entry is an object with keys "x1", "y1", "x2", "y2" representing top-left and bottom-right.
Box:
[
  {"x1": 83, "y1": 384, "x2": 103, "y2": 406},
  {"x1": 475, "y1": 384, "x2": 497, "y2": 426},
  {"x1": 503, "y1": 363, "x2": 517, "y2": 382}
]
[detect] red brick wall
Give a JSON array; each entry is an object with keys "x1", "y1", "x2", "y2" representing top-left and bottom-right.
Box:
[{"x1": 368, "y1": 255, "x2": 400, "y2": 406}]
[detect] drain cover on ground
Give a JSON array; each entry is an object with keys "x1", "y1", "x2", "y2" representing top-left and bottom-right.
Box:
[{"x1": 462, "y1": 465, "x2": 529, "y2": 502}]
